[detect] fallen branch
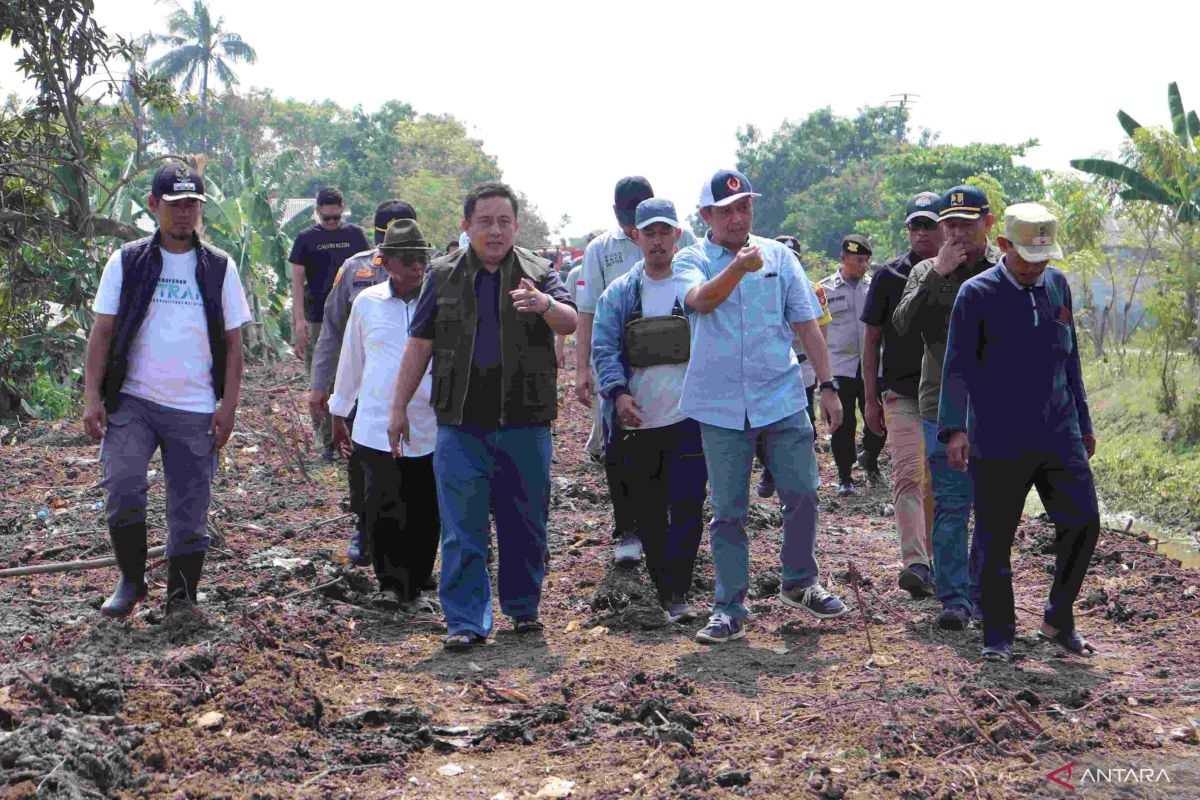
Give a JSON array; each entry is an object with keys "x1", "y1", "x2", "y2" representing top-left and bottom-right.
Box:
[
  {"x1": 0, "y1": 546, "x2": 167, "y2": 578},
  {"x1": 941, "y1": 676, "x2": 1035, "y2": 764},
  {"x1": 299, "y1": 762, "x2": 389, "y2": 789},
  {"x1": 291, "y1": 512, "x2": 353, "y2": 534}
]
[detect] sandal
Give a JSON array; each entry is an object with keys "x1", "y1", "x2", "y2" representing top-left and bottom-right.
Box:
[
  {"x1": 1038, "y1": 628, "x2": 1096, "y2": 656},
  {"x1": 513, "y1": 618, "x2": 544, "y2": 634},
  {"x1": 443, "y1": 631, "x2": 485, "y2": 651}
]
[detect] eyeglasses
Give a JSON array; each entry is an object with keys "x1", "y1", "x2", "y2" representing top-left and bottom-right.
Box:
[
  {"x1": 320, "y1": 213, "x2": 342, "y2": 222},
  {"x1": 399, "y1": 254, "x2": 429, "y2": 268},
  {"x1": 906, "y1": 218, "x2": 938, "y2": 231}
]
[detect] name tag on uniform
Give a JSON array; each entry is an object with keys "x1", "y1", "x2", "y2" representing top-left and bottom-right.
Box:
[{"x1": 354, "y1": 269, "x2": 374, "y2": 278}]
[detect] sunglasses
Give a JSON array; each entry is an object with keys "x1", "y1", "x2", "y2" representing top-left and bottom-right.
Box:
[
  {"x1": 320, "y1": 213, "x2": 342, "y2": 222},
  {"x1": 907, "y1": 218, "x2": 938, "y2": 231}
]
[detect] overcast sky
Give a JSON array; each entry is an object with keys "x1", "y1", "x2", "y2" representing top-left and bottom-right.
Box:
[{"x1": 2, "y1": 0, "x2": 1197, "y2": 239}]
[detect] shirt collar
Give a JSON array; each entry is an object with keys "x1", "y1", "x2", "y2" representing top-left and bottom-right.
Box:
[
  {"x1": 998, "y1": 256, "x2": 1045, "y2": 289},
  {"x1": 703, "y1": 230, "x2": 738, "y2": 257},
  {"x1": 612, "y1": 227, "x2": 631, "y2": 242}
]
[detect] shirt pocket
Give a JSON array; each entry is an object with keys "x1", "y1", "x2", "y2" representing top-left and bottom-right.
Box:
[{"x1": 431, "y1": 354, "x2": 456, "y2": 412}]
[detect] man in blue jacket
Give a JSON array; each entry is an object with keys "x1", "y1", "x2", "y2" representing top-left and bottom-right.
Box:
[
  {"x1": 939, "y1": 203, "x2": 1100, "y2": 663},
  {"x1": 591, "y1": 198, "x2": 708, "y2": 624}
]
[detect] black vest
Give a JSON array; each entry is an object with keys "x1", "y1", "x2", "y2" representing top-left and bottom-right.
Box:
[{"x1": 100, "y1": 231, "x2": 229, "y2": 413}]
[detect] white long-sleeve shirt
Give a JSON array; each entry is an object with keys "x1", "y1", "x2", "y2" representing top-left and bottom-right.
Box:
[{"x1": 329, "y1": 280, "x2": 436, "y2": 456}]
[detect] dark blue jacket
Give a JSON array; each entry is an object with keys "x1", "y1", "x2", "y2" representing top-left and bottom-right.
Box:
[{"x1": 937, "y1": 262, "x2": 1093, "y2": 458}]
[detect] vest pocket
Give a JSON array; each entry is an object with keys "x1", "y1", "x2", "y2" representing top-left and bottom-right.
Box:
[
  {"x1": 432, "y1": 357, "x2": 456, "y2": 411},
  {"x1": 521, "y1": 370, "x2": 555, "y2": 406}
]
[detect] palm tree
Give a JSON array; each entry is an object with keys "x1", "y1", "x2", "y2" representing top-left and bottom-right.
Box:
[{"x1": 150, "y1": 0, "x2": 256, "y2": 150}]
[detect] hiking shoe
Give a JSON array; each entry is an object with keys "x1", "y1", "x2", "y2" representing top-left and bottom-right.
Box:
[
  {"x1": 513, "y1": 617, "x2": 544, "y2": 634},
  {"x1": 779, "y1": 583, "x2": 849, "y2": 619},
  {"x1": 695, "y1": 612, "x2": 745, "y2": 644},
  {"x1": 898, "y1": 564, "x2": 935, "y2": 598},
  {"x1": 935, "y1": 605, "x2": 970, "y2": 631},
  {"x1": 837, "y1": 480, "x2": 855, "y2": 497},
  {"x1": 346, "y1": 531, "x2": 370, "y2": 566},
  {"x1": 981, "y1": 641, "x2": 1013, "y2": 662},
  {"x1": 756, "y1": 471, "x2": 776, "y2": 498},
  {"x1": 970, "y1": 604, "x2": 984, "y2": 624},
  {"x1": 667, "y1": 600, "x2": 698, "y2": 624},
  {"x1": 614, "y1": 534, "x2": 643, "y2": 565},
  {"x1": 371, "y1": 588, "x2": 402, "y2": 611}
]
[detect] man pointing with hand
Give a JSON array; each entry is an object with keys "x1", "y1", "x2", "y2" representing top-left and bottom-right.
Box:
[{"x1": 673, "y1": 169, "x2": 849, "y2": 645}]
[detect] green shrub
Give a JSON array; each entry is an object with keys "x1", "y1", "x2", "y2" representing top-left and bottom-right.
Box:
[{"x1": 26, "y1": 372, "x2": 80, "y2": 421}]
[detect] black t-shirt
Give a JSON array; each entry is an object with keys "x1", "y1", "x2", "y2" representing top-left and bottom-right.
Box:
[
  {"x1": 860, "y1": 250, "x2": 925, "y2": 398},
  {"x1": 410, "y1": 248, "x2": 575, "y2": 427},
  {"x1": 288, "y1": 223, "x2": 369, "y2": 322}
]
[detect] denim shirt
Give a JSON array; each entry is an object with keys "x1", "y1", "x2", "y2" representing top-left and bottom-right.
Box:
[
  {"x1": 591, "y1": 261, "x2": 654, "y2": 452},
  {"x1": 938, "y1": 262, "x2": 1094, "y2": 458},
  {"x1": 672, "y1": 233, "x2": 823, "y2": 430}
]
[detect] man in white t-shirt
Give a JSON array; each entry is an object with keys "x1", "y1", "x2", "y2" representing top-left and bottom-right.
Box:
[
  {"x1": 591, "y1": 198, "x2": 708, "y2": 623},
  {"x1": 329, "y1": 220, "x2": 440, "y2": 612},
  {"x1": 575, "y1": 177, "x2": 697, "y2": 566},
  {"x1": 82, "y1": 162, "x2": 253, "y2": 618}
]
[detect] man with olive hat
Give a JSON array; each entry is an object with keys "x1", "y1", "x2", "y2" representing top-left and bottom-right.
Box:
[
  {"x1": 893, "y1": 184, "x2": 998, "y2": 630},
  {"x1": 329, "y1": 219, "x2": 440, "y2": 611},
  {"x1": 674, "y1": 168, "x2": 848, "y2": 644},
  {"x1": 939, "y1": 202, "x2": 1099, "y2": 662},
  {"x1": 309, "y1": 199, "x2": 419, "y2": 566},
  {"x1": 820, "y1": 234, "x2": 886, "y2": 495}
]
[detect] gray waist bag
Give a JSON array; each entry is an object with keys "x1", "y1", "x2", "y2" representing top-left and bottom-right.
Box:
[{"x1": 623, "y1": 298, "x2": 690, "y2": 369}]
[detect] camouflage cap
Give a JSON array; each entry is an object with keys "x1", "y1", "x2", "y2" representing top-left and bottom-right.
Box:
[{"x1": 1003, "y1": 203, "x2": 1063, "y2": 263}]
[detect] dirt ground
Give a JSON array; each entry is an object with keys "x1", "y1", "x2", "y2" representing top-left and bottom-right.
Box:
[{"x1": 1, "y1": 357, "x2": 1198, "y2": 799}]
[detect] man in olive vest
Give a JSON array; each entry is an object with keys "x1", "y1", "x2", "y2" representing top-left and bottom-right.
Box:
[
  {"x1": 388, "y1": 182, "x2": 577, "y2": 651},
  {"x1": 83, "y1": 162, "x2": 252, "y2": 617}
]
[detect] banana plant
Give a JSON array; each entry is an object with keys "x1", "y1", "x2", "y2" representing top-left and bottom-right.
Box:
[{"x1": 1071, "y1": 82, "x2": 1200, "y2": 224}]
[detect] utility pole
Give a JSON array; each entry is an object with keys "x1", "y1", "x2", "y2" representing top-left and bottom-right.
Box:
[{"x1": 885, "y1": 93, "x2": 919, "y2": 141}]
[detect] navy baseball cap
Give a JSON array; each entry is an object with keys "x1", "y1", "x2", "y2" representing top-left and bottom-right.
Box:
[
  {"x1": 699, "y1": 169, "x2": 760, "y2": 208},
  {"x1": 614, "y1": 176, "x2": 654, "y2": 226},
  {"x1": 152, "y1": 162, "x2": 206, "y2": 202},
  {"x1": 373, "y1": 199, "x2": 417, "y2": 244},
  {"x1": 905, "y1": 192, "x2": 942, "y2": 224},
  {"x1": 940, "y1": 185, "x2": 991, "y2": 221},
  {"x1": 634, "y1": 198, "x2": 680, "y2": 229}
]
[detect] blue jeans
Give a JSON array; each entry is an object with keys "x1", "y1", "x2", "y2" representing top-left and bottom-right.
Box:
[
  {"x1": 700, "y1": 412, "x2": 821, "y2": 619},
  {"x1": 100, "y1": 393, "x2": 216, "y2": 557},
  {"x1": 922, "y1": 419, "x2": 982, "y2": 611},
  {"x1": 434, "y1": 424, "x2": 552, "y2": 637}
]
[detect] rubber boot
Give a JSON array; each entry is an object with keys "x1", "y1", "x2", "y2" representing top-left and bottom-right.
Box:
[
  {"x1": 165, "y1": 550, "x2": 206, "y2": 614},
  {"x1": 100, "y1": 524, "x2": 149, "y2": 618}
]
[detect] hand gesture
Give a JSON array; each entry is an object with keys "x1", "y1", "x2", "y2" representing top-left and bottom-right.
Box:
[
  {"x1": 732, "y1": 245, "x2": 764, "y2": 274},
  {"x1": 933, "y1": 239, "x2": 968, "y2": 277},
  {"x1": 509, "y1": 277, "x2": 548, "y2": 314}
]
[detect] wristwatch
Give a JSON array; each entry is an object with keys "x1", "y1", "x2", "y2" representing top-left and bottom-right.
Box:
[
  {"x1": 818, "y1": 379, "x2": 840, "y2": 393},
  {"x1": 541, "y1": 295, "x2": 556, "y2": 315}
]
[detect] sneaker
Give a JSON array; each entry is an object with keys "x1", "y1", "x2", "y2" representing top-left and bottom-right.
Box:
[
  {"x1": 935, "y1": 605, "x2": 970, "y2": 631},
  {"x1": 346, "y1": 531, "x2": 371, "y2": 566},
  {"x1": 695, "y1": 612, "x2": 745, "y2": 644},
  {"x1": 837, "y1": 481, "x2": 855, "y2": 497},
  {"x1": 614, "y1": 534, "x2": 643, "y2": 565},
  {"x1": 756, "y1": 470, "x2": 776, "y2": 498},
  {"x1": 666, "y1": 599, "x2": 697, "y2": 624},
  {"x1": 981, "y1": 641, "x2": 1013, "y2": 662},
  {"x1": 898, "y1": 564, "x2": 935, "y2": 598},
  {"x1": 778, "y1": 583, "x2": 849, "y2": 619},
  {"x1": 970, "y1": 603, "x2": 984, "y2": 624}
]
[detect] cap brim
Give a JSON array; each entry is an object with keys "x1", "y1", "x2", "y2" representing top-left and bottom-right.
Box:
[
  {"x1": 1014, "y1": 242, "x2": 1063, "y2": 263},
  {"x1": 159, "y1": 192, "x2": 207, "y2": 202},
  {"x1": 939, "y1": 209, "x2": 982, "y2": 221},
  {"x1": 905, "y1": 210, "x2": 939, "y2": 224},
  {"x1": 379, "y1": 243, "x2": 434, "y2": 252},
  {"x1": 710, "y1": 191, "x2": 761, "y2": 208},
  {"x1": 635, "y1": 216, "x2": 680, "y2": 230}
]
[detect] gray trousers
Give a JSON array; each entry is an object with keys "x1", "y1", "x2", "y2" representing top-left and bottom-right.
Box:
[{"x1": 100, "y1": 393, "x2": 216, "y2": 557}]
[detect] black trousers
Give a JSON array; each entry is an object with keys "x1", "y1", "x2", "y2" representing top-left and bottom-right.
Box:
[
  {"x1": 831, "y1": 374, "x2": 886, "y2": 481},
  {"x1": 356, "y1": 444, "x2": 440, "y2": 601},
  {"x1": 604, "y1": 433, "x2": 638, "y2": 541},
  {"x1": 969, "y1": 442, "x2": 1100, "y2": 648},
  {"x1": 618, "y1": 419, "x2": 708, "y2": 604}
]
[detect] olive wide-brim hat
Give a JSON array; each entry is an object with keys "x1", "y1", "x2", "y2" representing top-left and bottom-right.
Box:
[{"x1": 377, "y1": 218, "x2": 434, "y2": 253}]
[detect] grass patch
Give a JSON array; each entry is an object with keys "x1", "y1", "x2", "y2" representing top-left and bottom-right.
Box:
[{"x1": 1083, "y1": 356, "x2": 1200, "y2": 529}]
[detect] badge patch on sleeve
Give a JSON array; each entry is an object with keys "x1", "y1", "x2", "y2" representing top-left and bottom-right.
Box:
[{"x1": 331, "y1": 266, "x2": 346, "y2": 287}]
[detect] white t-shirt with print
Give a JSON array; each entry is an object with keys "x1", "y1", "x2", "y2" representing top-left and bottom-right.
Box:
[
  {"x1": 93, "y1": 246, "x2": 253, "y2": 413},
  {"x1": 623, "y1": 273, "x2": 687, "y2": 430}
]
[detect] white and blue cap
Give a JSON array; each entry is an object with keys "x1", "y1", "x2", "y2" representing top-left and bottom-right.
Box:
[
  {"x1": 634, "y1": 197, "x2": 680, "y2": 230},
  {"x1": 699, "y1": 168, "x2": 760, "y2": 208}
]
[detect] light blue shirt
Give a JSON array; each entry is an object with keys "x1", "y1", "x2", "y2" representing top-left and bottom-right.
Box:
[{"x1": 673, "y1": 233, "x2": 823, "y2": 430}]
